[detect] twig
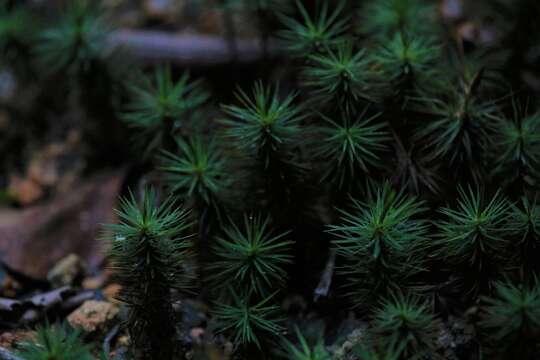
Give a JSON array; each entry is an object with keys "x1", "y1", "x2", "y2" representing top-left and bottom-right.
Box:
[
  {"x1": 314, "y1": 249, "x2": 336, "y2": 301},
  {"x1": 0, "y1": 298, "x2": 21, "y2": 312},
  {"x1": 27, "y1": 286, "x2": 73, "y2": 309},
  {"x1": 61, "y1": 290, "x2": 96, "y2": 310},
  {"x1": 107, "y1": 30, "x2": 280, "y2": 66},
  {"x1": 0, "y1": 347, "x2": 22, "y2": 360},
  {"x1": 103, "y1": 324, "x2": 120, "y2": 356},
  {"x1": 0, "y1": 262, "x2": 49, "y2": 290},
  {"x1": 0, "y1": 287, "x2": 79, "y2": 324},
  {"x1": 221, "y1": 4, "x2": 238, "y2": 60}
]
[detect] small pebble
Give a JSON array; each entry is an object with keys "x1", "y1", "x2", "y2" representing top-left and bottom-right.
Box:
[
  {"x1": 47, "y1": 254, "x2": 86, "y2": 287},
  {"x1": 67, "y1": 300, "x2": 119, "y2": 335}
]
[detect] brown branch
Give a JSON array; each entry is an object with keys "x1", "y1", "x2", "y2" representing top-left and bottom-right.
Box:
[{"x1": 107, "y1": 30, "x2": 281, "y2": 66}]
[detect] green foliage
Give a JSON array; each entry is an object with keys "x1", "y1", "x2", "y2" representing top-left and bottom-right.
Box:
[
  {"x1": 0, "y1": 2, "x2": 29, "y2": 42},
  {"x1": 282, "y1": 327, "x2": 330, "y2": 360},
  {"x1": 479, "y1": 280, "x2": 540, "y2": 358},
  {"x1": 16, "y1": 323, "x2": 93, "y2": 360},
  {"x1": 213, "y1": 290, "x2": 284, "y2": 349},
  {"x1": 103, "y1": 188, "x2": 194, "y2": 359},
  {"x1": 352, "y1": 341, "x2": 405, "y2": 360},
  {"x1": 222, "y1": 81, "x2": 304, "y2": 168},
  {"x1": 302, "y1": 43, "x2": 376, "y2": 113},
  {"x1": 434, "y1": 186, "x2": 511, "y2": 296},
  {"x1": 160, "y1": 136, "x2": 230, "y2": 210},
  {"x1": 359, "y1": 0, "x2": 436, "y2": 38},
  {"x1": 508, "y1": 197, "x2": 540, "y2": 274},
  {"x1": 223, "y1": 0, "x2": 290, "y2": 12},
  {"x1": 373, "y1": 32, "x2": 440, "y2": 95},
  {"x1": 16, "y1": 1, "x2": 540, "y2": 358},
  {"x1": 413, "y1": 70, "x2": 498, "y2": 178},
  {"x1": 490, "y1": 105, "x2": 540, "y2": 187},
  {"x1": 208, "y1": 214, "x2": 293, "y2": 295},
  {"x1": 278, "y1": 0, "x2": 349, "y2": 58},
  {"x1": 122, "y1": 66, "x2": 209, "y2": 157},
  {"x1": 329, "y1": 182, "x2": 428, "y2": 305},
  {"x1": 370, "y1": 293, "x2": 440, "y2": 359},
  {"x1": 34, "y1": 0, "x2": 109, "y2": 75},
  {"x1": 311, "y1": 109, "x2": 389, "y2": 190},
  {"x1": 0, "y1": 1, "x2": 33, "y2": 66},
  {"x1": 391, "y1": 141, "x2": 442, "y2": 196}
]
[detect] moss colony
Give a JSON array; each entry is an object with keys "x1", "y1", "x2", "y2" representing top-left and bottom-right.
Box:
[{"x1": 2, "y1": 0, "x2": 540, "y2": 359}]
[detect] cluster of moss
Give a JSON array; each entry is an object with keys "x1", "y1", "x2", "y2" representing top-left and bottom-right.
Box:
[{"x1": 5, "y1": 0, "x2": 540, "y2": 359}]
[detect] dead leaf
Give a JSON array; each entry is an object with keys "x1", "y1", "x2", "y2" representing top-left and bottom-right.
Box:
[{"x1": 0, "y1": 170, "x2": 125, "y2": 278}]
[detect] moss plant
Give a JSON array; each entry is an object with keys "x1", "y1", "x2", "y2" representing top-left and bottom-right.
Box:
[
  {"x1": 352, "y1": 341, "x2": 405, "y2": 360},
  {"x1": 279, "y1": 0, "x2": 348, "y2": 58},
  {"x1": 508, "y1": 197, "x2": 540, "y2": 276},
  {"x1": 16, "y1": 323, "x2": 93, "y2": 360},
  {"x1": 160, "y1": 135, "x2": 231, "y2": 223},
  {"x1": 0, "y1": 0, "x2": 34, "y2": 73},
  {"x1": 224, "y1": 0, "x2": 290, "y2": 14},
  {"x1": 358, "y1": 0, "x2": 436, "y2": 38},
  {"x1": 32, "y1": 0, "x2": 124, "y2": 160},
  {"x1": 433, "y1": 186, "x2": 512, "y2": 298},
  {"x1": 122, "y1": 66, "x2": 209, "y2": 157},
  {"x1": 221, "y1": 81, "x2": 303, "y2": 169},
  {"x1": 302, "y1": 43, "x2": 377, "y2": 114},
  {"x1": 373, "y1": 31, "x2": 440, "y2": 97},
  {"x1": 221, "y1": 81, "x2": 307, "y2": 216},
  {"x1": 413, "y1": 70, "x2": 499, "y2": 181},
  {"x1": 282, "y1": 327, "x2": 331, "y2": 360},
  {"x1": 103, "y1": 188, "x2": 194, "y2": 359},
  {"x1": 208, "y1": 214, "x2": 293, "y2": 296},
  {"x1": 0, "y1": 1, "x2": 30, "y2": 46},
  {"x1": 34, "y1": 0, "x2": 109, "y2": 76},
  {"x1": 391, "y1": 140, "x2": 442, "y2": 196},
  {"x1": 370, "y1": 293, "x2": 440, "y2": 359},
  {"x1": 212, "y1": 290, "x2": 284, "y2": 352},
  {"x1": 311, "y1": 109, "x2": 389, "y2": 191},
  {"x1": 490, "y1": 105, "x2": 540, "y2": 189},
  {"x1": 222, "y1": 0, "x2": 291, "y2": 54},
  {"x1": 354, "y1": 345, "x2": 402, "y2": 360},
  {"x1": 277, "y1": 0, "x2": 349, "y2": 58},
  {"x1": 329, "y1": 182, "x2": 428, "y2": 306},
  {"x1": 13, "y1": 1, "x2": 540, "y2": 358},
  {"x1": 479, "y1": 280, "x2": 540, "y2": 359}
]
